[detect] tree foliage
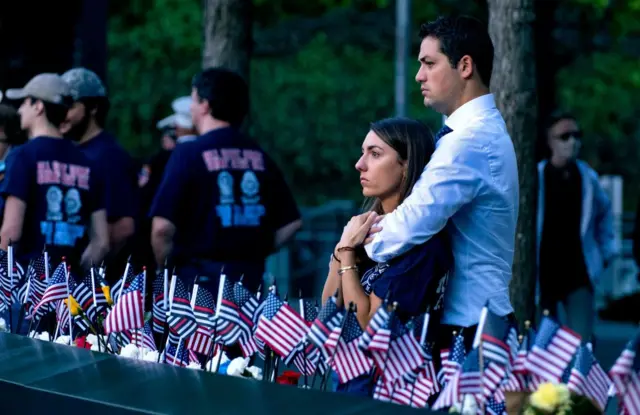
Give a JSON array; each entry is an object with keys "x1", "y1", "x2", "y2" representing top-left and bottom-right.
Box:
[{"x1": 106, "y1": 0, "x2": 640, "y2": 207}]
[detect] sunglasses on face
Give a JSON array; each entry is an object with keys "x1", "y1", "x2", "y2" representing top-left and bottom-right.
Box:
[{"x1": 556, "y1": 131, "x2": 583, "y2": 141}]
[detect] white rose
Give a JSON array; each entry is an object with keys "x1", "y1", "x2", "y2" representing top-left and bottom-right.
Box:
[
  {"x1": 143, "y1": 350, "x2": 160, "y2": 362},
  {"x1": 0, "y1": 318, "x2": 7, "y2": 332},
  {"x1": 38, "y1": 332, "x2": 51, "y2": 342},
  {"x1": 460, "y1": 395, "x2": 478, "y2": 415},
  {"x1": 120, "y1": 344, "x2": 141, "y2": 359},
  {"x1": 205, "y1": 350, "x2": 230, "y2": 372},
  {"x1": 55, "y1": 335, "x2": 71, "y2": 345},
  {"x1": 246, "y1": 366, "x2": 263, "y2": 380},
  {"x1": 226, "y1": 357, "x2": 250, "y2": 377},
  {"x1": 186, "y1": 361, "x2": 202, "y2": 370}
]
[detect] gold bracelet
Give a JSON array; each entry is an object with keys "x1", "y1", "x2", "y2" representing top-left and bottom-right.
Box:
[{"x1": 338, "y1": 265, "x2": 358, "y2": 276}]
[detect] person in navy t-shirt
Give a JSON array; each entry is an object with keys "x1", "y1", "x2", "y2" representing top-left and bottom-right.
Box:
[
  {"x1": 60, "y1": 68, "x2": 139, "y2": 281},
  {"x1": 149, "y1": 68, "x2": 302, "y2": 295},
  {"x1": 0, "y1": 73, "x2": 109, "y2": 269}
]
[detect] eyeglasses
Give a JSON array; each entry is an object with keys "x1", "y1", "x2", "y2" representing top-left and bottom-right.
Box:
[{"x1": 556, "y1": 131, "x2": 583, "y2": 141}]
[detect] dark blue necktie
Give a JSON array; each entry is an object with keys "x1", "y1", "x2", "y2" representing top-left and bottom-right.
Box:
[{"x1": 435, "y1": 125, "x2": 453, "y2": 141}]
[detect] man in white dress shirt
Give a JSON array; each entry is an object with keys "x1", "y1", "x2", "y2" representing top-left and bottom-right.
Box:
[{"x1": 364, "y1": 15, "x2": 519, "y2": 350}]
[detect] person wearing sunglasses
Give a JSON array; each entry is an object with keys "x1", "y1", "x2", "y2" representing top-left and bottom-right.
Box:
[{"x1": 536, "y1": 111, "x2": 617, "y2": 345}]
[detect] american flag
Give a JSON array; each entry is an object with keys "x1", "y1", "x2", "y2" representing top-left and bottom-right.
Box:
[
  {"x1": 83, "y1": 271, "x2": 108, "y2": 315},
  {"x1": 212, "y1": 278, "x2": 243, "y2": 345},
  {"x1": 111, "y1": 263, "x2": 135, "y2": 303},
  {"x1": 486, "y1": 395, "x2": 507, "y2": 415},
  {"x1": 325, "y1": 309, "x2": 373, "y2": 384},
  {"x1": 567, "y1": 345, "x2": 611, "y2": 411},
  {"x1": 130, "y1": 322, "x2": 157, "y2": 351},
  {"x1": 22, "y1": 256, "x2": 48, "y2": 315},
  {"x1": 166, "y1": 278, "x2": 197, "y2": 339},
  {"x1": 186, "y1": 325, "x2": 214, "y2": 355},
  {"x1": 438, "y1": 332, "x2": 466, "y2": 386},
  {"x1": 609, "y1": 329, "x2": 640, "y2": 415},
  {"x1": 152, "y1": 273, "x2": 167, "y2": 333},
  {"x1": 165, "y1": 342, "x2": 189, "y2": 367},
  {"x1": 504, "y1": 333, "x2": 528, "y2": 392},
  {"x1": 525, "y1": 316, "x2": 581, "y2": 382},
  {"x1": 308, "y1": 295, "x2": 344, "y2": 360},
  {"x1": 479, "y1": 311, "x2": 514, "y2": 397},
  {"x1": 193, "y1": 286, "x2": 216, "y2": 329},
  {"x1": 103, "y1": 272, "x2": 145, "y2": 334},
  {"x1": 68, "y1": 276, "x2": 92, "y2": 332},
  {"x1": 235, "y1": 283, "x2": 263, "y2": 358},
  {"x1": 359, "y1": 305, "x2": 391, "y2": 354},
  {"x1": 285, "y1": 298, "x2": 320, "y2": 375},
  {"x1": 377, "y1": 314, "x2": 425, "y2": 385},
  {"x1": 254, "y1": 292, "x2": 308, "y2": 358},
  {"x1": 31, "y1": 262, "x2": 67, "y2": 318}
]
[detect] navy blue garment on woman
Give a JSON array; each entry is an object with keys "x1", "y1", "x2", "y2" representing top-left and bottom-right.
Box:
[{"x1": 335, "y1": 231, "x2": 453, "y2": 397}]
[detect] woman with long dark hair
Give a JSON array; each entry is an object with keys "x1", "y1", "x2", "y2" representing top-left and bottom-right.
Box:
[{"x1": 322, "y1": 117, "x2": 453, "y2": 395}]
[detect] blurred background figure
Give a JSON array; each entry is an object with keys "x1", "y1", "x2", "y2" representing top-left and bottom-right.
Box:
[
  {"x1": 61, "y1": 67, "x2": 139, "y2": 282},
  {"x1": 536, "y1": 111, "x2": 617, "y2": 344}
]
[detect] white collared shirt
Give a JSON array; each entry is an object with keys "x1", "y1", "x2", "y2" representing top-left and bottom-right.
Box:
[{"x1": 365, "y1": 94, "x2": 519, "y2": 326}]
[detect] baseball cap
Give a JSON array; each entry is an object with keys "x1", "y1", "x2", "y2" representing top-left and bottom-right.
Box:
[
  {"x1": 156, "y1": 96, "x2": 193, "y2": 130},
  {"x1": 61, "y1": 68, "x2": 107, "y2": 100},
  {"x1": 4, "y1": 73, "x2": 71, "y2": 105}
]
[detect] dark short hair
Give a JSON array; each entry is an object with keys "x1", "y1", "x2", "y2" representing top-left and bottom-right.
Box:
[
  {"x1": 191, "y1": 68, "x2": 249, "y2": 126},
  {"x1": 419, "y1": 15, "x2": 494, "y2": 87},
  {"x1": 545, "y1": 110, "x2": 578, "y2": 133},
  {"x1": 27, "y1": 97, "x2": 70, "y2": 128}
]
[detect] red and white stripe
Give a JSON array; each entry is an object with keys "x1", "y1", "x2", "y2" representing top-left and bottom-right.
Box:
[
  {"x1": 526, "y1": 327, "x2": 581, "y2": 382},
  {"x1": 254, "y1": 303, "x2": 308, "y2": 358},
  {"x1": 325, "y1": 329, "x2": 372, "y2": 384},
  {"x1": 104, "y1": 290, "x2": 144, "y2": 334}
]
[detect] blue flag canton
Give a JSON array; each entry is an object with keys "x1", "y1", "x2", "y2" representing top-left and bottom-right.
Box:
[
  {"x1": 462, "y1": 348, "x2": 481, "y2": 373},
  {"x1": 303, "y1": 300, "x2": 318, "y2": 322},
  {"x1": 534, "y1": 317, "x2": 560, "y2": 349},
  {"x1": 262, "y1": 292, "x2": 284, "y2": 320},
  {"x1": 124, "y1": 273, "x2": 144, "y2": 295},
  {"x1": 195, "y1": 287, "x2": 216, "y2": 312},
  {"x1": 572, "y1": 345, "x2": 594, "y2": 377},
  {"x1": 234, "y1": 282, "x2": 253, "y2": 307},
  {"x1": 341, "y1": 311, "x2": 364, "y2": 343},
  {"x1": 317, "y1": 296, "x2": 339, "y2": 322},
  {"x1": 450, "y1": 335, "x2": 467, "y2": 365}
]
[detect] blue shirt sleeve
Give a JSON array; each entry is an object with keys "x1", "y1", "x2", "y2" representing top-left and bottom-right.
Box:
[
  {"x1": 372, "y1": 233, "x2": 452, "y2": 319},
  {"x1": 148, "y1": 146, "x2": 190, "y2": 223},
  {"x1": 1, "y1": 146, "x2": 32, "y2": 202}
]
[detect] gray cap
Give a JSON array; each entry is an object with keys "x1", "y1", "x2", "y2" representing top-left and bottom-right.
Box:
[
  {"x1": 61, "y1": 67, "x2": 107, "y2": 100},
  {"x1": 4, "y1": 73, "x2": 71, "y2": 105}
]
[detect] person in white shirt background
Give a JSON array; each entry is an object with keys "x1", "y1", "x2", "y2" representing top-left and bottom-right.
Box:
[{"x1": 341, "y1": 15, "x2": 520, "y2": 353}]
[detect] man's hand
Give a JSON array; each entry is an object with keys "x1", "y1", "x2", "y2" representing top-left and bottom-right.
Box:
[{"x1": 338, "y1": 212, "x2": 383, "y2": 249}]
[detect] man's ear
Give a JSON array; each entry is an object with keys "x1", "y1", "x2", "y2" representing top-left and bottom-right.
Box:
[
  {"x1": 33, "y1": 99, "x2": 45, "y2": 116},
  {"x1": 458, "y1": 55, "x2": 474, "y2": 80}
]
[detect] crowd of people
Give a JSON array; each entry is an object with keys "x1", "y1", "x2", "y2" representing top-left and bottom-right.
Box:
[{"x1": 0, "y1": 13, "x2": 619, "y2": 400}]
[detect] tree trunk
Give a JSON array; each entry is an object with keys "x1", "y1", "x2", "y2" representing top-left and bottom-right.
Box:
[
  {"x1": 487, "y1": 0, "x2": 538, "y2": 327},
  {"x1": 202, "y1": 0, "x2": 252, "y2": 82}
]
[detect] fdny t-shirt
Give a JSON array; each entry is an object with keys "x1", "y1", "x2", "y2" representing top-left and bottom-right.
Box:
[
  {"x1": 1, "y1": 136, "x2": 105, "y2": 264},
  {"x1": 149, "y1": 127, "x2": 300, "y2": 264}
]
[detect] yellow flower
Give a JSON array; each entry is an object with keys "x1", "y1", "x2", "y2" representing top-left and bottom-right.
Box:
[
  {"x1": 530, "y1": 382, "x2": 569, "y2": 412},
  {"x1": 102, "y1": 286, "x2": 113, "y2": 305},
  {"x1": 64, "y1": 296, "x2": 81, "y2": 316}
]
